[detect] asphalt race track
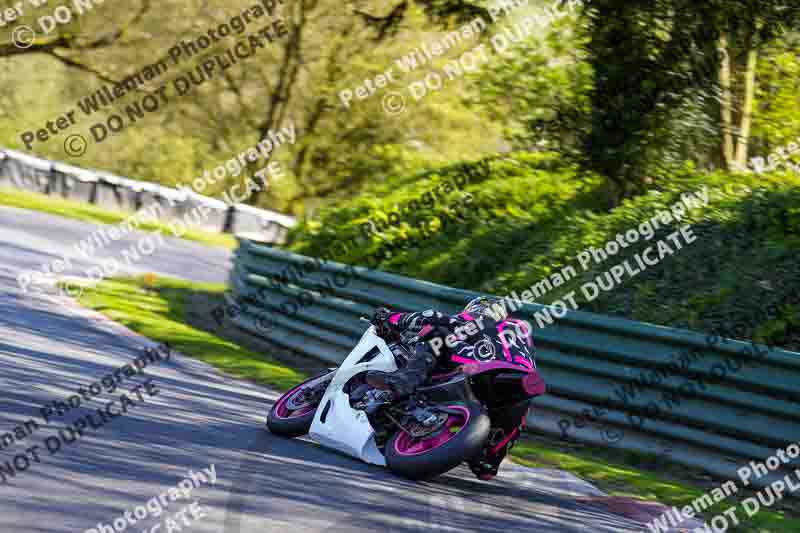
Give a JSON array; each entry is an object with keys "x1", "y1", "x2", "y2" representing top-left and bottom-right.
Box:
[
  {"x1": 0, "y1": 207, "x2": 704, "y2": 532},
  {"x1": 0, "y1": 207, "x2": 232, "y2": 289}
]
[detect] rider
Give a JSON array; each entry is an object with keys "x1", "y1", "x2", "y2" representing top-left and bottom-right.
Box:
[{"x1": 365, "y1": 296, "x2": 536, "y2": 480}]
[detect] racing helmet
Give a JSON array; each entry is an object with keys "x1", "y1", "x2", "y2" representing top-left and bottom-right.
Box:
[{"x1": 463, "y1": 295, "x2": 507, "y2": 320}]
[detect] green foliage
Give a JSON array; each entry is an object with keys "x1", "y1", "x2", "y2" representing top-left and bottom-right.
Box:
[
  {"x1": 581, "y1": 1, "x2": 725, "y2": 199},
  {"x1": 3, "y1": 0, "x2": 797, "y2": 218},
  {"x1": 288, "y1": 152, "x2": 603, "y2": 281},
  {"x1": 289, "y1": 157, "x2": 800, "y2": 351},
  {"x1": 751, "y1": 32, "x2": 800, "y2": 159},
  {"x1": 468, "y1": 3, "x2": 592, "y2": 153},
  {"x1": 0, "y1": 0, "x2": 504, "y2": 215},
  {"x1": 581, "y1": 0, "x2": 800, "y2": 199}
]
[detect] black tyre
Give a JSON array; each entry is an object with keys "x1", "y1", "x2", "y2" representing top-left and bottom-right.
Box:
[
  {"x1": 385, "y1": 402, "x2": 490, "y2": 480},
  {"x1": 267, "y1": 372, "x2": 333, "y2": 438}
]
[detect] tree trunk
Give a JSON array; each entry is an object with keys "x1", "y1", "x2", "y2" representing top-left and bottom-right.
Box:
[
  {"x1": 719, "y1": 33, "x2": 735, "y2": 171},
  {"x1": 735, "y1": 30, "x2": 759, "y2": 170},
  {"x1": 246, "y1": 0, "x2": 315, "y2": 204}
]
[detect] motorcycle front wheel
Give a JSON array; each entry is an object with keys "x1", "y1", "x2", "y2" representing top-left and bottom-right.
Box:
[
  {"x1": 385, "y1": 402, "x2": 490, "y2": 480},
  {"x1": 267, "y1": 371, "x2": 334, "y2": 438}
]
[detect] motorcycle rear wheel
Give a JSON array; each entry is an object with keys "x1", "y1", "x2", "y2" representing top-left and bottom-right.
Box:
[{"x1": 385, "y1": 402, "x2": 490, "y2": 480}]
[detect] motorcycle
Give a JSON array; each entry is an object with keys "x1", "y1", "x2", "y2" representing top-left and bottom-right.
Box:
[{"x1": 266, "y1": 318, "x2": 546, "y2": 480}]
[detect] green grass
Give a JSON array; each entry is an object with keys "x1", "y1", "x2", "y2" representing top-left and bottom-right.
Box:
[
  {"x1": 0, "y1": 187, "x2": 237, "y2": 249},
  {"x1": 73, "y1": 275, "x2": 306, "y2": 391},
  {"x1": 510, "y1": 440, "x2": 800, "y2": 532}
]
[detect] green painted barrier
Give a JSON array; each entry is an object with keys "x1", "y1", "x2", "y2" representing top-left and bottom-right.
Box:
[{"x1": 229, "y1": 237, "x2": 800, "y2": 489}]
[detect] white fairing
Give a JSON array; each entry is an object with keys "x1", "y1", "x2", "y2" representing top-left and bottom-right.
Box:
[{"x1": 308, "y1": 326, "x2": 397, "y2": 466}]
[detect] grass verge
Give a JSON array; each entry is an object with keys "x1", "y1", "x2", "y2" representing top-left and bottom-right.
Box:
[
  {"x1": 0, "y1": 187, "x2": 237, "y2": 249},
  {"x1": 511, "y1": 436, "x2": 800, "y2": 532},
  {"x1": 73, "y1": 275, "x2": 305, "y2": 391},
  {"x1": 72, "y1": 274, "x2": 799, "y2": 532}
]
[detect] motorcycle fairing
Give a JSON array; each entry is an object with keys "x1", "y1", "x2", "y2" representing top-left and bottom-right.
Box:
[{"x1": 308, "y1": 326, "x2": 397, "y2": 466}]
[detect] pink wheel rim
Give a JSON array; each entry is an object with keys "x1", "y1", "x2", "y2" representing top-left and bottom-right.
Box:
[
  {"x1": 274, "y1": 376, "x2": 327, "y2": 419},
  {"x1": 393, "y1": 406, "x2": 470, "y2": 456}
]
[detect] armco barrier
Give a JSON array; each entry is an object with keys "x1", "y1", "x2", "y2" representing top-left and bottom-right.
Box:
[
  {"x1": 0, "y1": 148, "x2": 295, "y2": 242},
  {"x1": 229, "y1": 236, "x2": 800, "y2": 491}
]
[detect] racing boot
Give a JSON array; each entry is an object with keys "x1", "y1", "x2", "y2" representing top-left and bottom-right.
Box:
[
  {"x1": 469, "y1": 426, "x2": 521, "y2": 480},
  {"x1": 470, "y1": 400, "x2": 530, "y2": 480}
]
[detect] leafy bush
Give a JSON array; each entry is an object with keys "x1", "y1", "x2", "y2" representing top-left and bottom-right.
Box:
[{"x1": 287, "y1": 155, "x2": 800, "y2": 351}]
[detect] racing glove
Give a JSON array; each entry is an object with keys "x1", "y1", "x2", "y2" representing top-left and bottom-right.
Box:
[{"x1": 372, "y1": 307, "x2": 397, "y2": 340}]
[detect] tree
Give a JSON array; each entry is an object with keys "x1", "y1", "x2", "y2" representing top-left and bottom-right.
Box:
[
  {"x1": 0, "y1": 0, "x2": 151, "y2": 75},
  {"x1": 581, "y1": 0, "x2": 727, "y2": 203},
  {"x1": 749, "y1": 31, "x2": 800, "y2": 158},
  {"x1": 581, "y1": 0, "x2": 800, "y2": 203},
  {"x1": 467, "y1": 3, "x2": 591, "y2": 155},
  {"x1": 0, "y1": 0, "x2": 503, "y2": 215},
  {"x1": 715, "y1": 2, "x2": 800, "y2": 171}
]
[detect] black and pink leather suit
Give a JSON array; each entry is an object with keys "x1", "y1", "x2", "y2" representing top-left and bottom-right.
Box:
[{"x1": 374, "y1": 308, "x2": 535, "y2": 478}]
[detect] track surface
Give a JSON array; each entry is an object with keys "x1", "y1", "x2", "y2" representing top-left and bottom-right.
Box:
[{"x1": 0, "y1": 207, "x2": 701, "y2": 532}]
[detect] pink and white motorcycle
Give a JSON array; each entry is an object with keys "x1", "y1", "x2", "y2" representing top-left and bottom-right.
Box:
[{"x1": 267, "y1": 318, "x2": 545, "y2": 480}]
